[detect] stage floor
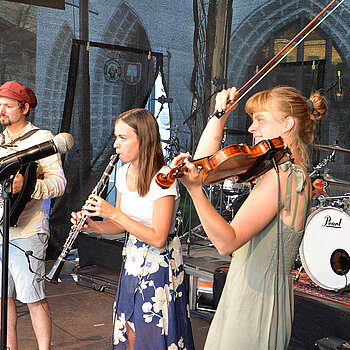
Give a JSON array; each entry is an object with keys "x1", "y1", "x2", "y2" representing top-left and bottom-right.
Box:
[
  {"x1": 15, "y1": 259, "x2": 210, "y2": 350},
  {"x1": 13, "y1": 244, "x2": 350, "y2": 349}
]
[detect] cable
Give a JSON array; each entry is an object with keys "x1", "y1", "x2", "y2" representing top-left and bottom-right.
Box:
[
  {"x1": 29, "y1": 261, "x2": 115, "y2": 344},
  {"x1": 272, "y1": 158, "x2": 283, "y2": 346},
  {"x1": 190, "y1": 309, "x2": 213, "y2": 320}
]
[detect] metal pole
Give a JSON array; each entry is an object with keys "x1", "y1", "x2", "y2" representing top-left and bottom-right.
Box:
[{"x1": 0, "y1": 179, "x2": 13, "y2": 350}]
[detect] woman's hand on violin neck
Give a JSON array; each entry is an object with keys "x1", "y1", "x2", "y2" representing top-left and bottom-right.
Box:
[
  {"x1": 214, "y1": 87, "x2": 238, "y2": 115},
  {"x1": 178, "y1": 161, "x2": 204, "y2": 195}
]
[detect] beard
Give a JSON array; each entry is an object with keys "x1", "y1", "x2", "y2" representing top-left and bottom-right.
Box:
[{"x1": 0, "y1": 115, "x2": 12, "y2": 126}]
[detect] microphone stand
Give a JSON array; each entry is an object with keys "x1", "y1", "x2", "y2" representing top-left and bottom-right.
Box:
[
  {"x1": 0, "y1": 177, "x2": 13, "y2": 350},
  {"x1": 155, "y1": 102, "x2": 165, "y2": 119},
  {"x1": 182, "y1": 88, "x2": 221, "y2": 256}
]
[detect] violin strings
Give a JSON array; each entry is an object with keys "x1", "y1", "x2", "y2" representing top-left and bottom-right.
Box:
[{"x1": 213, "y1": 0, "x2": 345, "y2": 118}]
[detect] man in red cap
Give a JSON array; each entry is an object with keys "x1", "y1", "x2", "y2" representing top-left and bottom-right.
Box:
[{"x1": 0, "y1": 81, "x2": 66, "y2": 350}]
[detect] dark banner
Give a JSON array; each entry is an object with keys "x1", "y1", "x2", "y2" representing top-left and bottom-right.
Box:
[{"x1": 4, "y1": 0, "x2": 65, "y2": 10}]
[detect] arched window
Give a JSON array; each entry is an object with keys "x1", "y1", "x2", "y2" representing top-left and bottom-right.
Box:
[{"x1": 243, "y1": 18, "x2": 350, "y2": 180}]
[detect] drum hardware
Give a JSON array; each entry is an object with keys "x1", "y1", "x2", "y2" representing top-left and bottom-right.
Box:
[
  {"x1": 317, "y1": 194, "x2": 350, "y2": 209},
  {"x1": 293, "y1": 265, "x2": 304, "y2": 282},
  {"x1": 299, "y1": 207, "x2": 350, "y2": 291},
  {"x1": 161, "y1": 139, "x2": 173, "y2": 145},
  {"x1": 166, "y1": 126, "x2": 191, "y2": 135},
  {"x1": 309, "y1": 151, "x2": 336, "y2": 178},
  {"x1": 162, "y1": 136, "x2": 181, "y2": 165},
  {"x1": 174, "y1": 210, "x2": 184, "y2": 235}
]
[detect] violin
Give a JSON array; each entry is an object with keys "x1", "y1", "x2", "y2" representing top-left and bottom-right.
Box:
[{"x1": 156, "y1": 137, "x2": 290, "y2": 189}]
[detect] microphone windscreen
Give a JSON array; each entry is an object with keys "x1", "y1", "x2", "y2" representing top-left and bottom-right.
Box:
[{"x1": 53, "y1": 133, "x2": 75, "y2": 154}]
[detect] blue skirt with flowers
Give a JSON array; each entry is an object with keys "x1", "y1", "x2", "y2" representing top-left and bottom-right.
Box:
[{"x1": 113, "y1": 234, "x2": 194, "y2": 350}]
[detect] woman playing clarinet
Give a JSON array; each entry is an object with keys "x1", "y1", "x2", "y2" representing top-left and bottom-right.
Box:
[{"x1": 71, "y1": 108, "x2": 194, "y2": 350}]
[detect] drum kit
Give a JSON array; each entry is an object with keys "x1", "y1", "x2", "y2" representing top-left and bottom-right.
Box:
[{"x1": 297, "y1": 141, "x2": 350, "y2": 291}]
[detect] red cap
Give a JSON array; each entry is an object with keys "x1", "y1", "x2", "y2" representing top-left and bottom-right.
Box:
[{"x1": 0, "y1": 81, "x2": 37, "y2": 108}]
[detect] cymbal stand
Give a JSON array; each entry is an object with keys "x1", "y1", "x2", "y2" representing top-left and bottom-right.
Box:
[
  {"x1": 294, "y1": 264, "x2": 304, "y2": 282},
  {"x1": 164, "y1": 136, "x2": 180, "y2": 165},
  {"x1": 217, "y1": 130, "x2": 228, "y2": 216},
  {"x1": 309, "y1": 150, "x2": 336, "y2": 177}
]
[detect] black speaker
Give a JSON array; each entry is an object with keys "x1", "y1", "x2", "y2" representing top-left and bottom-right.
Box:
[
  {"x1": 76, "y1": 233, "x2": 124, "y2": 272},
  {"x1": 213, "y1": 267, "x2": 229, "y2": 309}
]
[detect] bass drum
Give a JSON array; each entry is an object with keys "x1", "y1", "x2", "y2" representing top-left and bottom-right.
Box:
[{"x1": 299, "y1": 207, "x2": 350, "y2": 290}]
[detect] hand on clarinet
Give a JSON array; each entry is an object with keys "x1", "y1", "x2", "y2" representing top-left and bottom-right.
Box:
[
  {"x1": 82, "y1": 194, "x2": 118, "y2": 220},
  {"x1": 70, "y1": 210, "x2": 96, "y2": 232}
]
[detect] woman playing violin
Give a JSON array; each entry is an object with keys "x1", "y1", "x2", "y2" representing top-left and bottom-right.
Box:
[
  {"x1": 171, "y1": 86, "x2": 328, "y2": 349},
  {"x1": 71, "y1": 108, "x2": 194, "y2": 350}
]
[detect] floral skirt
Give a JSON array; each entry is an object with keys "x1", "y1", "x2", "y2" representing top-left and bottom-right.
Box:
[{"x1": 113, "y1": 234, "x2": 194, "y2": 350}]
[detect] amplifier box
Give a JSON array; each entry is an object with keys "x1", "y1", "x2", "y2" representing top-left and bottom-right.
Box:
[{"x1": 76, "y1": 233, "x2": 124, "y2": 272}]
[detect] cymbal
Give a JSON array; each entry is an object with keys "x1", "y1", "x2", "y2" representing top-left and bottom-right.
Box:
[
  {"x1": 166, "y1": 127, "x2": 191, "y2": 135},
  {"x1": 223, "y1": 128, "x2": 250, "y2": 136},
  {"x1": 313, "y1": 143, "x2": 350, "y2": 154},
  {"x1": 319, "y1": 171, "x2": 350, "y2": 186}
]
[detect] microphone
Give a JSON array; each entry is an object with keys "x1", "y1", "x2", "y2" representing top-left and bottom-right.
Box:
[
  {"x1": 0, "y1": 132, "x2": 74, "y2": 180},
  {"x1": 156, "y1": 95, "x2": 173, "y2": 104},
  {"x1": 337, "y1": 70, "x2": 342, "y2": 96}
]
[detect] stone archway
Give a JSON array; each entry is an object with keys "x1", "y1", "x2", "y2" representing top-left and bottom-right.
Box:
[
  {"x1": 228, "y1": 0, "x2": 350, "y2": 88},
  {"x1": 89, "y1": 1, "x2": 153, "y2": 160},
  {"x1": 40, "y1": 22, "x2": 74, "y2": 132}
]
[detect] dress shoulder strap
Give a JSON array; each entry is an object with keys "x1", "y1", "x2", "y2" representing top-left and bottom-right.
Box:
[{"x1": 280, "y1": 161, "x2": 308, "y2": 230}]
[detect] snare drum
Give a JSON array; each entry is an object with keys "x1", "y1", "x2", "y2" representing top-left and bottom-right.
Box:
[{"x1": 299, "y1": 207, "x2": 350, "y2": 290}]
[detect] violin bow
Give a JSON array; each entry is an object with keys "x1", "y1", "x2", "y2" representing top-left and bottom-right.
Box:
[{"x1": 212, "y1": 0, "x2": 345, "y2": 119}]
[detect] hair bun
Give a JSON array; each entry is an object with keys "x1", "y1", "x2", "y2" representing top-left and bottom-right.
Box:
[{"x1": 309, "y1": 91, "x2": 328, "y2": 121}]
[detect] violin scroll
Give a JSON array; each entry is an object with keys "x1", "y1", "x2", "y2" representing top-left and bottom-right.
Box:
[
  {"x1": 155, "y1": 164, "x2": 185, "y2": 189},
  {"x1": 155, "y1": 172, "x2": 176, "y2": 189}
]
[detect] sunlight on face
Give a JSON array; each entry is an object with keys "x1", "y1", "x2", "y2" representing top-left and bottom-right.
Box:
[
  {"x1": 113, "y1": 120, "x2": 139, "y2": 164},
  {"x1": 248, "y1": 111, "x2": 285, "y2": 144}
]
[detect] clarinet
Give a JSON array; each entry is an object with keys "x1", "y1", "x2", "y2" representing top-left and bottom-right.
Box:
[{"x1": 44, "y1": 154, "x2": 120, "y2": 284}]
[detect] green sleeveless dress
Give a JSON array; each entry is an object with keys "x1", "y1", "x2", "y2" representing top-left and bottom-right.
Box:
[{"x1": 204, "y1": 162, "x2": 309, "y2": 350}]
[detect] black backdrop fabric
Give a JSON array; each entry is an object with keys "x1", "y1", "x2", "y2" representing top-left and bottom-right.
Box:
[{"x1": 48, "y1": 39, "x2": 163, "y2": 257}]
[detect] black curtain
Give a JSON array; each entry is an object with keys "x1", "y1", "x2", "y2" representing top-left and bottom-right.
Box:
[{"x1": 48, "y1": 39, "x2": 163, "y2": 256}]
